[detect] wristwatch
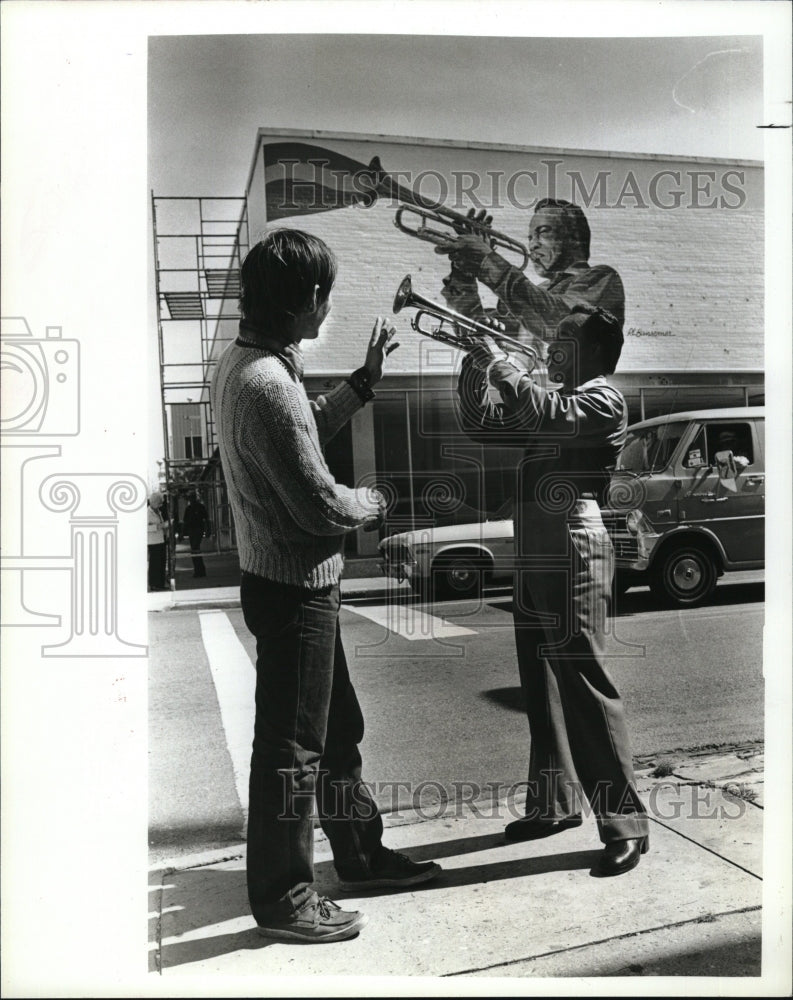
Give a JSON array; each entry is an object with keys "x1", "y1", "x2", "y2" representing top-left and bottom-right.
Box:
[{"x1": 347, "y1": 366, "x2": 375, "y2": 405}]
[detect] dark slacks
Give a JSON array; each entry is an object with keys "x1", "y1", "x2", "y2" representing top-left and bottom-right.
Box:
[
  {"x1": 240, "y1": 572, "x2": 383, "y2": 923},
  {"x1": 147, "y1": 542, "x2": 166, "y2": 590},
  {"x1": 513, "y1": 501, "x2": 648, "y2": 843}
]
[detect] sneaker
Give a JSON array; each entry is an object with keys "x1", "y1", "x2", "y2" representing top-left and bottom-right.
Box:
[
  {"x1": 256, "y1": 894, "x2": 367, "y2": 943},
  {"x1": 337, "y1": 847, "x2": 441, "y2": 892}
]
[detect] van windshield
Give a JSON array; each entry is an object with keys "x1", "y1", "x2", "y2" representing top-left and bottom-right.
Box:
[{"x1": 618, "y1": 422, "x2": 687, "y2": 473}]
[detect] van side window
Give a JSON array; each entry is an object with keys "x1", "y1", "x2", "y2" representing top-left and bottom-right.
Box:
[
  {"x1": 706, "y1": 423, "x2": 754, "y2": 466},
  {"x1": 682, "y1": 427, "x2": 708, "y2": 469}
]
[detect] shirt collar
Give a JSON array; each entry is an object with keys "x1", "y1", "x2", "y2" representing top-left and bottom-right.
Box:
[{"x1": 237, "y1": 320, "x2": 305, "y2": 380}]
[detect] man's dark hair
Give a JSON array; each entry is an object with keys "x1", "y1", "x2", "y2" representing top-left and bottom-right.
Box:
[
  {"x1": 569, "y1": 303, "x2": 623, "y2": 374},
  {"x1": 239, "y1": 229, "x2": 337, "y2": 330},
  {"x1": 536, "y1": 198, "x2": 591, "y2": 259}
]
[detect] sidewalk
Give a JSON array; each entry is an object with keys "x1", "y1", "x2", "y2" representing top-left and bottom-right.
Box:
[
  {"x1": 148, "y1": 562, "x2": 408, "y2": 612},
  {"x1": 149, "y1": 746, "x2": 765, "y2": 980},
  {"x1": 167, "y1": 546, "x2": 384, "y2": 587}
]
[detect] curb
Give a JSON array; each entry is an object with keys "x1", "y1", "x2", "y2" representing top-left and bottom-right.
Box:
[{"x1": 149, "y1": 578, "x2": 409, "y2": 612}]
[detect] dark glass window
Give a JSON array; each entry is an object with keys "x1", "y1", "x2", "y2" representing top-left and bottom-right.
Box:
[
  {"x1": 184, "y1": 435, "x2": 203, "y2": 459},
  {"x1": 705, "y1": 423, "x2": 754, "y2": 465}
]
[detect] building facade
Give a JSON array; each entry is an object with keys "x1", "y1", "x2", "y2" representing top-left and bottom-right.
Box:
[{"x1": 204, "y1": 129, "x2": 764, "y2": 556}]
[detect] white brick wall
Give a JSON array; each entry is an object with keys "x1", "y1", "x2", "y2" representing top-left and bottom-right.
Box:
[{"x1": 245, "y1": 130, "x2": 763, "y2": 378}]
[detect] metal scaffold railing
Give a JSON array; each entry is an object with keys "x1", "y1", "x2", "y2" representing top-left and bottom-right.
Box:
[{"x1": 151, "y1": 193, "x2": 248, "y2": 586}]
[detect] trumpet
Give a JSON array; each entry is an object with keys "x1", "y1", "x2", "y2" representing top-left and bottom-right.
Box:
[
  {"x1": 394, "y1": 203, "x2": 529, "y2": 271},
  {"x1": 392, "y1": 275, "x2": 540, "y2": 371},
  {"x1": 369, "y1": 156, "x2": 528, "y2": 270}
]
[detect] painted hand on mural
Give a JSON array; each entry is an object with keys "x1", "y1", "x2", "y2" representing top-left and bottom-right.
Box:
[{"x1": 434, "y1": 233, "x2": 494, "y2": 277}]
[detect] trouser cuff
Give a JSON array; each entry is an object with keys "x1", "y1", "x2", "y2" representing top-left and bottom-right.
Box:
[{"x1": 597, "y1": 813, "x2": 650, "y2": 843}]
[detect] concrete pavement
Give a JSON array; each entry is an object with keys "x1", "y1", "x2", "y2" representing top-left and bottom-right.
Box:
[
  {"x1": 148, "y1": 573, "x2": 783, "y2": 986},
  {"x1": 149, "y1": 745, "x2": 767, "y2": 981}
]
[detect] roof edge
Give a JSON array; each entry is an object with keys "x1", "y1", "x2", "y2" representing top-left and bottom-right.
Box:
[{"x1": 252, "y1": 126, "x2": 764, "y2": 169}]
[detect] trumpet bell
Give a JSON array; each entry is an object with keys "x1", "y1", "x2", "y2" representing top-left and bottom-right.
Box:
[
  {"x1": 390, "y1": 274, "x2": 540, "y2": 373},
  {"x1": 393, "y1": 275, "x2": 413, "y2": 314}
]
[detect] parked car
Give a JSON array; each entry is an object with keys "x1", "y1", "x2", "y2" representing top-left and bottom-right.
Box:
[
  {"x1": 605, "y1": 406, "x2": 764, "y2": 606},
  {"x1": 378, "y1": 407, "x2": 765, "y2": 607},
  {"x1": 379, "y1": 508, "x2": 514, "y2": 599}
]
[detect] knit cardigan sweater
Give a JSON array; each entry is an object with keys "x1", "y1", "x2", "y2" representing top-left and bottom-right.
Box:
[{"x1": 211, "y1": 332, "x2": 379, "y2": 589}]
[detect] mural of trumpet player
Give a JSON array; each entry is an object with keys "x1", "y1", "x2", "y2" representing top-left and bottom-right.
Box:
[{"x1": 434, "y1": 199, "x2": 626, "y2": 346}]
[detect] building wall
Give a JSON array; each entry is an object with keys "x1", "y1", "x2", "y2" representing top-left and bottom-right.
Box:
[
  {"x1": 206, "y1": 130, "x2": 765, "y2": 549},
  {"x1": 246, "y1": 129, "x2": 764, "y2": 378},
  {"x1": 170, "y1": 402, "x2": 205, "y2": 461}
]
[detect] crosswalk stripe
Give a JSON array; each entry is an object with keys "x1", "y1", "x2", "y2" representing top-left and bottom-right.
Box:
[
  {"x1": 198, "y1": 610, "x2": 255, "y2": 815},
  {"x1": 344, "y1": 603, "x2": 477, "y2": 640}
]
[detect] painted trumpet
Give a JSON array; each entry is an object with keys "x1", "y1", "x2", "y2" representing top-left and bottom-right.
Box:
[
  {"x1": 367, "y1": 156, "x2": 528, "y2": 271},
  {"x1": 392, "y1": 274, "x2": 540, "y2": 371},
  {"x1": 394, "y1": 203, "x2": 529, "y2": 271}
]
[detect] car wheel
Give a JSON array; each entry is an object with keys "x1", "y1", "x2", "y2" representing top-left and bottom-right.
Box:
[
  {"x1": 650, "y1": 544, "x2": 718, "y2": 607},
  {"x1": 432, "y1": 554, "x2": 488, "y2": 599}
]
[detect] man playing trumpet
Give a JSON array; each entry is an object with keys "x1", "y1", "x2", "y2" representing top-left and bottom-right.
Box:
[
  {"x1": 456, "y1": 304, "x2": 649, "y2": 876},
  {"x1": 435, "y1": 198, "x2": 625, "y2": 346}
]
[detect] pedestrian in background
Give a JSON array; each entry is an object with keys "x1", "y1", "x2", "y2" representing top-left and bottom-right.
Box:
[
  {"x1": 181, "y1": 491, "x2": 209, "y2": 578},
  {"x1": 147, "y1": 491, "x2": 169, "y2": 592}
]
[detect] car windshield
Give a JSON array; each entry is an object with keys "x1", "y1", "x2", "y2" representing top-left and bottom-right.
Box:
[{"x1": 618, "y1": 422, "x2": 687, "y2": 473}]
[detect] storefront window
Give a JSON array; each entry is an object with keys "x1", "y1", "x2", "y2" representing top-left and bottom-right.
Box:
[
  {"x1": 372, "y1": 393, "x2": 414, "y2": 531},
  {"x1": 371, "y1": 388, "x2": 523, "y2": 530}
]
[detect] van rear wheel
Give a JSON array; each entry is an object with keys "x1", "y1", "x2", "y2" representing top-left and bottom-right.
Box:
[{"x1": 650, "y1": 543, "x2": 718, "y2": 607}]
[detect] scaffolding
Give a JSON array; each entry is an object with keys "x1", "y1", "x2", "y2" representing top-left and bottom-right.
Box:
[{"x1": 151, "y1": 194, "x2": 248, "y2": 583}]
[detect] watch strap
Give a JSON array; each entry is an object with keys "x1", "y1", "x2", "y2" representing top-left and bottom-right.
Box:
[{"x1": 348, "y1": 366, "x2": 375, "y2": 404}]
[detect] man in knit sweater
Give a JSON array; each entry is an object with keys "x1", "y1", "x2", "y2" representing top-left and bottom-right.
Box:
[{"x1": 211, "y1": 229, "x2": 440, "y2": 944}]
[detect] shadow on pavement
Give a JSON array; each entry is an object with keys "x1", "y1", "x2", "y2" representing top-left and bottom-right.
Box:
[
  {"x1": 154, "y1": 927, "x2": 275, "y2": 972},
  {"x1": 571, "y1": 933, "x2": 761, "y2": 978},
  {"x1": 154, "y1": 923, "x2": 760, "y2": 977},
  {"x1": 149, "y1": 821, "x2": 245, "y2": 863},
  {"x1": 479, "y1": 685, "x2": 525, "y2": 713},
  {"x1": 152, "y1": 837, "x2": 601, "y2": 970},
  {"x1": 484, "y1": 580, "x2": 764, "y2": 621},
  {"x1": 611, "y1": 581, "x2": 764, "y2": 617}
]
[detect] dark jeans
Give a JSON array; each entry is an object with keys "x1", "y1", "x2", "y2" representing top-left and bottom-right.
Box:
[
  {"x1": 513, "y1": 503, "x2": 648, "y2": 844},
  {"x1": 188, "y1": 531, "x2": 206, "y2": 577},
  {"x1": 240, "y1": 572, "x2": 383, "y2": 922}
]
